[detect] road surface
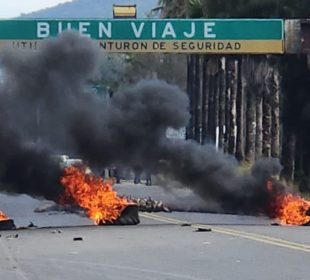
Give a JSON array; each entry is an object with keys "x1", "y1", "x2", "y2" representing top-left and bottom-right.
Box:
[{"x1": 0, "y1": 185, "x2": 309, "y2": 280}]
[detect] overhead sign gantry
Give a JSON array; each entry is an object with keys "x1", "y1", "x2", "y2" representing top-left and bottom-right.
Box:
[{"x1": 0, "y1": 19, "x2": 284, "y2": 53}]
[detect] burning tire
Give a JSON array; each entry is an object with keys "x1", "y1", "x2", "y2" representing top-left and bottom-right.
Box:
[
  {"x1": 0, "y1": 219, "x2": 16, "y2": 231},
  {"x1": 101, "y1": 205, "x2": 140, "y2": 226}
]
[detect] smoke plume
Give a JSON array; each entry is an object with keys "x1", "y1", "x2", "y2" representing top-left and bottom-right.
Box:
[{"x1": 0, "y1": 31, "x2": 281, "y2": 213}]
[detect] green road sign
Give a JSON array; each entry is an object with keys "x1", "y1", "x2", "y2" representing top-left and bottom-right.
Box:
[{"x1": 0, "y1": 19, "x2": 284, "y2": 53}]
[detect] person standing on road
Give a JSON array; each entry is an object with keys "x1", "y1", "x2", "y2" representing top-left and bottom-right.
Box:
[
  {"x1": 114, "y1": 167, "x2": 121, "y2": 184},
  {"x1": 145, "y1": 170, "x2": 152, "y2": 186},
  {"x1": 133, "y1": 165, "x2": 142, "y2": 184}
]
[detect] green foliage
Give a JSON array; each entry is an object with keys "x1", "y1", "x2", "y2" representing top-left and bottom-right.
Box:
[
  {"x1": 188, "y1": 0, "x2": 204, "y2": 18},
  {"x1": 124, "y1": 53, "x2": 187, "y2": 89},
  {"x1": 158, "y1": 0, "x2": 189, "y2": 18},
  {"x1": 202, "y1": 0, "x2": 310, "y2": 18},
  {"x1": 157, "y1": 0, "x2": 310, "y2": 192},
  {"x1": 158, "y1": 0, "x2": 204, "y2": 18},
  {"x1": 159, "y1": 0, "x2": 310, "y2": 19}
]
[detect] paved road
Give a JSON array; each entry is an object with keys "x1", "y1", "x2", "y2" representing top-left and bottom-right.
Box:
[{"x1": 0, "y1": 189, "x2": 309, "y2": 280}]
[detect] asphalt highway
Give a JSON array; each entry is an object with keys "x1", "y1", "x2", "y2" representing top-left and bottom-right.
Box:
[{"x1": 0, "y1": 186, "x2": 309, "y2": 280}]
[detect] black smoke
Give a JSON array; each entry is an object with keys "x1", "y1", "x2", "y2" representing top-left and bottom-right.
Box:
[
  {"x1": 0, "y1": 31, "x2": 281, "y2": 213},
  {"x1": 0, "y1": 123, "x2": 63, "y2": 200}
]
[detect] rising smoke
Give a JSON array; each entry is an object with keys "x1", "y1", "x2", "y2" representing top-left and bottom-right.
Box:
[{"x1": 0, "y1": 31, "x2": 281, "y2": 213}]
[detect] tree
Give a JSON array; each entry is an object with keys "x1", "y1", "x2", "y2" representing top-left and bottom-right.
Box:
[
  {"x1": 281, "y1": 55, "x2": 310, "y2": 191},
  {"x1": 187, "y1": 54, "x2": 195, "y2": 140},
  {"x1": 194, "y1": 55, "x2": 202, "y2": 143},
  {"x1": 124, "y1": 53, "x2": 187, "y2": 89},
  {"x1": 159, "y1": 0, "x2": 310, "y2": 191},
  {"x1": 158, "y1": 0, "x2": 205, "y2": 18},
  {"x1": 227, "y1": 57, "x2": 237, "y2": 155},
  {"x1": 254, "y1": 56, "x2": 267, "y2": 160},
  {"x1": 157, "y1": 0, "x2": 189, "y2": 18},
  {"x1": 201, "y1": 56, "x2": 209, "y2": 144},
  {"x1": 202, "y1": 0, "x2": 310, "y2": 18},
  {"x1": 218, "y1": 57, "x2": 226, "y2": 150},
  {"x1": 207, "y1": 60, "x2": 216, "y2": 142},
  {"x1": 271, "y1": 59, "x2": 281, "y2": 158},
  {"x1": 236, "y1": 56, "x2": 244, "y2": 161},
  {"x1": 157, "y1": 0, "x2": 200, "y2": 142},
  {"x1": 244, "y1": 56, "x2": 256, "y2": 162},
  {"x1": 262, "y1": 65, "x2": 272, "y2": 158}
]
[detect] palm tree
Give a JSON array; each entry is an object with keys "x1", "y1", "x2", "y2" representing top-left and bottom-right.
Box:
[
  {"x1": 236, "y1": 56, "x2": 244, "y2": 161},
  {"x1": 157, "y1": 0, "x2": 189, "y2": 18},
  {"x1": 271, "y1": 59, "x2": 281, "y2": 158},
  {"x1": 244, "y1": 56, "x2": 259, "y2": 163},
  {"x1": 186, "y1": 54, "x2": 195, "y2": 140},
  {"x1": 262, "y1": 65, "x2": 272, "y2": 158},
  {"x1": 194, "y1": 55, "x2": 202, "y2": 143},
  {"x1": 207, "y1": 60, "x2": 216, "y2": 142},
  {"x1": 218, "y1": 57, "x2": 226, "y2": 149},
  {"x1": 251, "y1": 56, "x2": 268, "y2": 160},
  {"x1": 227, "y1": 57, "x2": 237, "y2": 155},
  {"x1": 201, "y1": 56, "x2": 209, "y2": 143}
]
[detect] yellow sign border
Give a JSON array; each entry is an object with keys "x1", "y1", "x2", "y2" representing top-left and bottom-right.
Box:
[{"x1": 0, "y1": 39, "x2": 284, "y2": 54}]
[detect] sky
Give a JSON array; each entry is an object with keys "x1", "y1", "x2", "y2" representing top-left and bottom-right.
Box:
[{"x1": 0, "y1": 0, "x2": 72, "y2": 18}]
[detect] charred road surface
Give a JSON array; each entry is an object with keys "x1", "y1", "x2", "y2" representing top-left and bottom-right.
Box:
[{"x1": 0, "y1": 206, "x2": 309, "y2": 280}]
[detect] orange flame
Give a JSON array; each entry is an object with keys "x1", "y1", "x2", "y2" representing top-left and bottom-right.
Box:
[
  {"x1": 0, "y1": 210, "x2": 9, "y2": 221},
  {"x1": 60, "y1": 165, "x2": 129, "y2": 225},
  {"x1": 267, "y1": 180, "x2": 310, "y2": 225}
]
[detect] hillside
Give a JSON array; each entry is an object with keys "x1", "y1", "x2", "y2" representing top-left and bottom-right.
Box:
[{"x1": 20, "y1": 0, "x2": 158, "y2": 18}]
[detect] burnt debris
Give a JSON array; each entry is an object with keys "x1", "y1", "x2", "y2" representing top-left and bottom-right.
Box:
[
  {"x1": 73, "y1": 237, "x2": 83, "y2": 241},
  {"x1": 102, "y1": 204, "x2": 140, "y2": 226},
  {"x1": 0, "y1": 219, "x2": 16, "y2": 231},
  {"x1": 194, "y1": 227, "x2": 212, "y2": 232}
]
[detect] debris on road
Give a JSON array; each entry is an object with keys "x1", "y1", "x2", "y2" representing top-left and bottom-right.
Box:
[
  {"x1": 51, "y1": 229, "x2": 63, "y2": 234},
  {"x1": 18, "y1": 222, "x2": 39, "y2": 230},
  {"x1": 28, "y1": 222, "x2": 37, "y2": 228},
  {"x1": 194, "y1": 227, "x2": 212, "y2": 232},
  {"x1": 102, "y1": 204, "x2": 140, "y2": 225},
  {"x1": 129, "y1": 197, "x2": 170, "y2": 212},
  {"x1": 181, "y1": 223, "x2": 191, "y2": 227},
  {"x1": 35, "y1": 196, "x2": 170, "y2": 221},
  {"x1": 0, "y1": 219, "x2": 16, "y2": 231},
  {"x1": 73, "y1": 237, "x2": 83, "y2": 241},
  {"x1": 36, "y1": 202, "x2": 141, "y2": 226},
  {"x1": 6, "y1": 234, "x2": 18, "y2": 239}
]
